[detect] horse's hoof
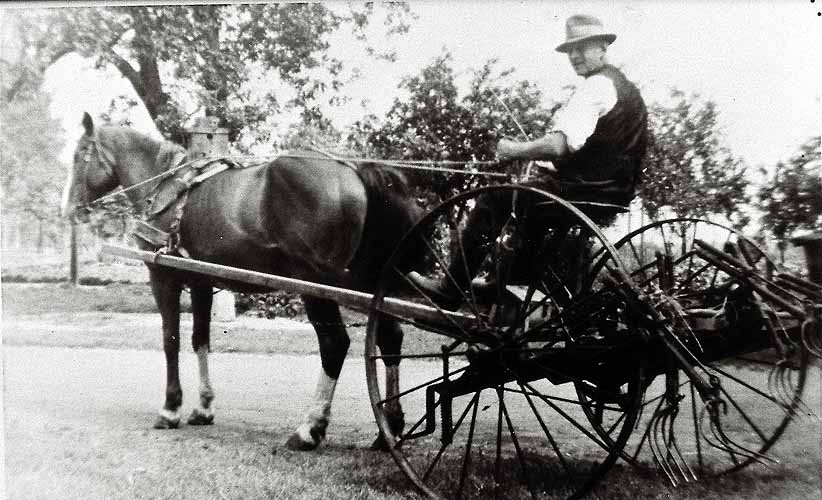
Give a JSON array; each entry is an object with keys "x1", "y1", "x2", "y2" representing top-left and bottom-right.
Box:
[
  {"x1": 285, "y1": 432, "x2": 319, "y2": 451},
  {"x1": 369, "y1": 432, "x2": 391, "y2": 452},
  {"x1": 153, "y1": 414, "x2": 180, "y2": 430},
  {"x1": 187, "y1": 408, "x2": 214, "y2": 426}
]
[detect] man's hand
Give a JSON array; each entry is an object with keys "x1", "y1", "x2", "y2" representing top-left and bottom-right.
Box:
[{"x1": 496, "y1": 133, "x2": 568, "y2": 161}]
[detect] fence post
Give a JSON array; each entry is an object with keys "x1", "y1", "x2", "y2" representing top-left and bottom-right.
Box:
[
  {"x1": 791, "y1": 232, "x2": 822, "y2": 285},
  {"x1": 69, "y1": 221, "x2": 79, "y2": 286},
  {"x1": 186, "y1": 116, "x2": 235, "y2": 321}
]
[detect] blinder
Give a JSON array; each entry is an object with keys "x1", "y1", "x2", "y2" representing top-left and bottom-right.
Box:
[{"x1": 74, "y1": 135, "x2": 117, "y2": 210}]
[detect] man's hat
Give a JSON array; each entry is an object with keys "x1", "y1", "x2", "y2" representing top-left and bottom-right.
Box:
[{"x1": 555, "y1": 14, "x2": 616, "y2": 53}]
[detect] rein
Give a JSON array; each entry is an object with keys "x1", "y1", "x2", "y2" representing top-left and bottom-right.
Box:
[
  {"x1": 235, "y1": 154, "x2": 511, "y2": 179},
  {"x1": 81, "y1": 156, "x2": 198, "y2": 210},
  {"x1": 76, "y1": 146, "x2": 514, "y2": 221}
]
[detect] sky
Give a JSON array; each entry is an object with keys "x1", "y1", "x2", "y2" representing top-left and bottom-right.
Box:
[{"x1": 36, "y1": 1, "x2": 822, "y2": 174}]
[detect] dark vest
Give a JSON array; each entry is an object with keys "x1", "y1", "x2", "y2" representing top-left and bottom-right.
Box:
[{"x1": 554, "y1": 64, "x2": 648, "y2": 205}]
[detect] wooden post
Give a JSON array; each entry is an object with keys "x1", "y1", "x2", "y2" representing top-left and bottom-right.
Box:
[
  {"x1": 186, "y1": 116, "x2": 235, "y2": 320},
  {"x1": 69, "y1": 222, "x2": 79, "y2": 286},
  {"x1": 187, "y1": 116, "x2": 229, "y2": 159},
  {"x1": 791, "y1": 232, "x2": 822, "y2": 285}
]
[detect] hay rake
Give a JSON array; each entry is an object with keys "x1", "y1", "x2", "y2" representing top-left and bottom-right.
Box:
[
  {"x1": 364, "y1": 186, "x2": 821, "y2": 499},
  {"x1": 105, "y1": 185, "x2": 820, "y2": 500}
]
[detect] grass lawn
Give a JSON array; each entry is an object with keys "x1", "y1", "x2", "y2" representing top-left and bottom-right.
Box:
[{"x1": 2, "y1": 277, "x2": 821, "y2": 500}]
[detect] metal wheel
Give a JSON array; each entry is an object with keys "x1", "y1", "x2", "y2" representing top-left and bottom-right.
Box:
[
  {"x1": 366, "y1": 186, "x2": 648, "y2": 500},
  {"x1": 584, "y1": 218, "x2": 811, "y2": 482}
]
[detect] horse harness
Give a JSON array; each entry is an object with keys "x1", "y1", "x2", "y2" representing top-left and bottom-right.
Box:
[
  {"x1": 132, "y1": 146, "x2": 356, "y2": 255},
  {"x1": 133, "y1": 152, "x2": 243, "y2": 256}
]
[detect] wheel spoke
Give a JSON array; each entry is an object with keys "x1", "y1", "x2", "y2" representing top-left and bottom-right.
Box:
[
  {"x1": 377, "y1": 365, "x2": 469, "y2": 407},
  {"x1": 522, "y1": 381, "x2": 610, "y2": 452},
  {"x1": 422, "y1": 392, "x2": 482, "y2": 482},
  {"x1": 457, "y1": 392, "x2": 481, "y2": 500},
  {"x1": 499, "y1": 386, "x2": 538, "y2": 499}
]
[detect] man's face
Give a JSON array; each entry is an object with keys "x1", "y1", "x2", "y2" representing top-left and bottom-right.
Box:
[{"x1": 567, "y1": 40, "x2": 607, "y2": 76}]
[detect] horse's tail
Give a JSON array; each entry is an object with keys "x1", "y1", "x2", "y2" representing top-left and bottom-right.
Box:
[{"x1": 349, "y1": 164, "x2": 423, "y2": 290}]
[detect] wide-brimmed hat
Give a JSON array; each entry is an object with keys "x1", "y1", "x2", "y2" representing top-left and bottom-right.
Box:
[{"x1": 555, "y1": 14, "x2": 616, "y2": 53}]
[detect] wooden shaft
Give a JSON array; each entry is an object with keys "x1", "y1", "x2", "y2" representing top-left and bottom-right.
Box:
[{"x1": 101, "y1": 244, "x2": 473, "y2": 326}]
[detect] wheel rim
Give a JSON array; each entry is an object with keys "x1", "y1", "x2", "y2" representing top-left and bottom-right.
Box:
[
  {"x1": 588, "y1": 218, "x2": 810, "y2": 478},
  {"x1": 366, "y1": 186, "x2": 646, "y2": 499}
]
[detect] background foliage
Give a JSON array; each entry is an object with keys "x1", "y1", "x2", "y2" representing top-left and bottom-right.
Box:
[
  {"x1": 757, "y1": 136, "x2": 822, "y2": 261},
  {"x1": 639, "y1": 88, "x2": 751, "y2": 227},
  {"x1": 1, "y1": 5, "x2": 819, "y2": 276}
]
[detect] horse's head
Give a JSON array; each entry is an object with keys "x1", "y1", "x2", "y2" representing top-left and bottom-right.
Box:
[{"x1": 61, "y1": 112, "x2": 120, "y2": 223}]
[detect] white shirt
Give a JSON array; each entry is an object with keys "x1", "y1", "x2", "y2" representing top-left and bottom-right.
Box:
[{"x1": 552, "y1": 74, "x2": 618, "y2": 152}]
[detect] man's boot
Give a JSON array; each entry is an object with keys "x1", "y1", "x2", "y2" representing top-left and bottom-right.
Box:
[{"x1": 407, "y1": 199, "x2": 502, "y2": 309}]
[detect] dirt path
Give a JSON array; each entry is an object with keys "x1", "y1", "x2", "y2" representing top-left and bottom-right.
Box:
[
  {"x1": 3, "y1": 344, "x2": 435, "y2": 500},
  {"x1": 3, "y1": 344, "x2": 395, "y2": 437}
]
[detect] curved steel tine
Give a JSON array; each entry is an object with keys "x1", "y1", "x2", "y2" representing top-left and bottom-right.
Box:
[
  {"x1": 662, "y1": 405, "x2": 697, "y2": 483},
  {"x1": 767, "y1": 363, "x2": 781, "y2": 404},
  {"x1": 650, "y1": 405, "x2": 678, "y2": 486},
  {"x1": 769, "y1": 363, "x2": 793, "y2": 410},
  {"x1": 647, "y1": 409, "x2": 666, "y2": 481},
  {"x1": 778, "y1": 363, "x2": 799, "y2": 410},
  {"x1": 660, "y1": 405, "x2": 691, "y2": 484},
  {"x1": 776, "y1": 362, "x2": 816, "y2": 418},
  {"x1": 669, "y1": 432, "x2": 698, "y2": 482},
  {"x1": 701, "y1": 401, "x2": 778, "y2": 466},
  {"x1": 699, "y1": 404, "x2": 743, "y2": 464},
  {"x1": 802, "y1": 320, "x2": 822, "y2": 358}
]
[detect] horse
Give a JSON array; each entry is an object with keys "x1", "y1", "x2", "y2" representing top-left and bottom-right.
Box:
[{"x1": 61, "y1": 112, "x2": 421, "y2": 451}]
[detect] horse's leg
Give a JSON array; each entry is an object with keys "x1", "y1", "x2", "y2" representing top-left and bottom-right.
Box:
[
  {"x1": 187, "y1": 285, "x2": 215, "y2": 426},
  {"x1": 148, "y1": 268, "x2": 184, "y2": 429},
  {"x1": 370, "y1": 316, "x2": 405, "y2": 451},
  {"x1": 285, "y1": 296, "x2": 350, "y2": 451}
]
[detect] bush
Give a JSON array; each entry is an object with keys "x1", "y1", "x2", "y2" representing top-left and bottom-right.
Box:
[{"x1": 235, "y1": 291, "x2": 304, "y2": 318}]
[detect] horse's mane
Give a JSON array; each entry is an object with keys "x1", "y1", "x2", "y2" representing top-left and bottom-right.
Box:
[
  {"x1": 97, "y1": 125, "x2": 186, "y2": 172},
  {"x1": 356, "y1": 162, "x2": 412, "y2": 199},
  {"x1": 349, "y1": 163, "x2": 422, "y2": 290}
]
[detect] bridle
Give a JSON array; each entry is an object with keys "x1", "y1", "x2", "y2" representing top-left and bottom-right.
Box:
[
  {"x1": 67, "y1": 134, "x2": 118, "y2": 222},
  {"x1": 69, "y1": 135, "x2": 191, "y2": 221}
]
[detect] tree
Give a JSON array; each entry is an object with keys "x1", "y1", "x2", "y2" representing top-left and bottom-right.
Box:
[
  {"x1": 757, "y1": 136, "x2": 822, "y2": 262},
  {"x1": 353, "y1": 54, "x2": 555, "y2": 204},
  {"x1": 0, "y1": 90, "x2": 66, "y2": 251},
  {"x1": 23, "y1": 4, "x2": 413, "y2": 145},
  {"x1": 1, "y1": 9, "x2": 74, "y2": 103},
  {"x1": 639, "y1": 88, "x2": 751, "y2": 247}
]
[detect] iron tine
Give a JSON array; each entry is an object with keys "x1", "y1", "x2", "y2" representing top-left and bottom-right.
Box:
[
  {"x1": 652, "y1": 406, "x2": 679, "y2": 486},
  {"x1": 661, "y1": 407, "x2": 690, "y2": 484},
  {"x1": 720, "y1": 425, "x2": 778, "y2": 466},
  {"x1": 773, "y1": 365, "x2": 791, "y2": 410},
  {"x1": 777, "y1": 364, "x2": 816, "y2": 418},
  {"x1": 780, "y1": 365, "x2": 798, "y2": 410},
  {"x1": 699, "y1": 404, "x2": 740, "y2": 461},
  {"x1": 802, "y1": 323, "x2": 822, "y2": 358},
  {"x1": 704, "y1": 403, "x2": 779, "y2": 466},
  {"x1": 664, "y1": 411, "x2": 697, "y2": 483},
  {"x1": 767, "y1": 364, "x2": 782, "y2": 406},
  {"x1": 666, "y1": 402, "x2": 698, "y2": 483},
  {"x1": 648, "y1": 409, "x2": 670, "y2": 484}
]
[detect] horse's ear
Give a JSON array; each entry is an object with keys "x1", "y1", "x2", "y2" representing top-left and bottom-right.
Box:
[{"x1": 82, "y1": 112, "x2": 94, "y2": 137}]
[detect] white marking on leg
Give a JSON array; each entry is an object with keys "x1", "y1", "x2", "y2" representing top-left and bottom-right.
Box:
[
  {"x1": 300, "y1": 370, "x2": 338, "y2": 444},
  {"x1": 385, "y1": 365, "x2": 401, "y2": 414},
  {"x1": 159, "y1": 408, "x2": 181, "y2": 423},
  {"x1": 196, "y1": 345, "x2": 214, "y2": 416},
  {"x1": 294, "y1": 422, "x2": 316, "y2": 443}
]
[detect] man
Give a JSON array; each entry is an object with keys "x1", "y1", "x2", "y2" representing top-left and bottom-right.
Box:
[{"x1": 409, "y1": 14, "x2": 648, "y2": 307}]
